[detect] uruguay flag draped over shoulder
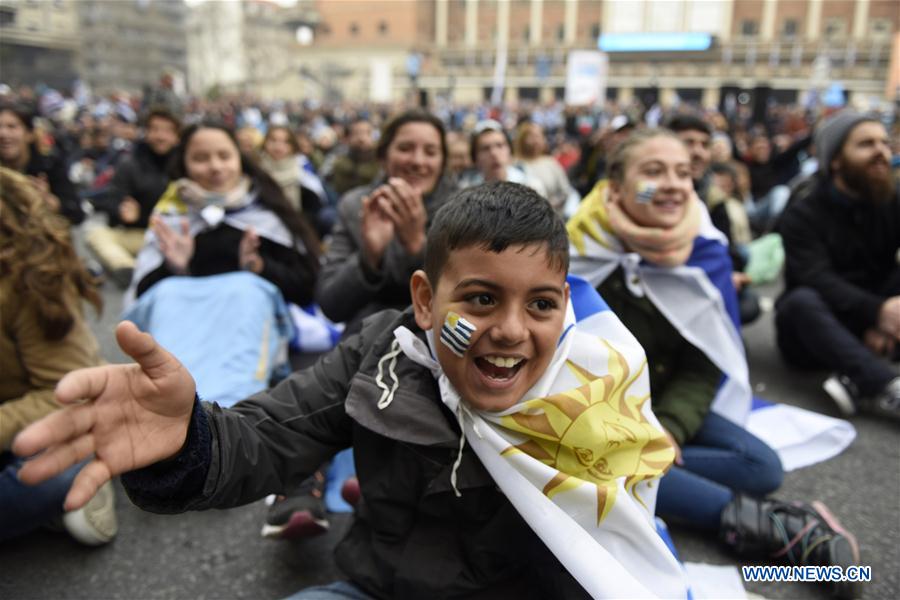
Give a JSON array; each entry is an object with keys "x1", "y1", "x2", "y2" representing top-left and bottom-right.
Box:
[
  {"x1": 393, "y1": 274, "x2": 691, "y2": 599},
  {"x1": 567, "y1": 181, "x2": 855, "y2": 471},
  {"x1": 568, "y1": 180, "x2": 752, "y2": 425}
]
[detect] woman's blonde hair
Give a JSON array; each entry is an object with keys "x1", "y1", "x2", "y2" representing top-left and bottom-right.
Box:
[
  {"x1": 606, "y1": 128, "x2": 684, "y2": 184},
  {"x1": 0, "y1": 167, "x2": 102, "y2": 340},
  {"x1": 513, "y1": 121, "x2": 545, "y2": 159}
]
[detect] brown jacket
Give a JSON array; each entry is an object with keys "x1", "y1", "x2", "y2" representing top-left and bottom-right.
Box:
[{"x1": 0, "y1": 278, "x2": 102, "y2": 450}]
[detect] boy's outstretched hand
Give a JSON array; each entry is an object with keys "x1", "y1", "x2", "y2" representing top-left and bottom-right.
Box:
[{"x1": 12, "y1": 321, "x2": 197, "y2": 511}]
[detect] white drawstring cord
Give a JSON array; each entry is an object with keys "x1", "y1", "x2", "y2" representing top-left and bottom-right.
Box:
[
  {"x1": 448, "y1": 401, "x2": 486, "y2": 498},
  {"x1": 376, "y1": 339, "x2": 402, "y2": 410},
  {"x1": 391, "y1": 327, "x2": 477, "y2": 498},
  {"x1": 449, "y1": 405, "x2": 467, "y2": 498}
]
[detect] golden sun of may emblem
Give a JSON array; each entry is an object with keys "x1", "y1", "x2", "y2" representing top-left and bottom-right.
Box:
[{"x1": 500, "y1": 338, "x2": 675, "y2": 524}]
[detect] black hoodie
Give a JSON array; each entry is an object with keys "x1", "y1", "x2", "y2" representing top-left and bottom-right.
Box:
[{"x1": 106, "y1": 141, "x2": 173, "y2": 228}]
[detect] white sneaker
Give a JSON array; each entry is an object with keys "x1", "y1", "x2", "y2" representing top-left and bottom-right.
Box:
[{"x1": 63, "y1": 480, "x2": 118, "y2": 546}]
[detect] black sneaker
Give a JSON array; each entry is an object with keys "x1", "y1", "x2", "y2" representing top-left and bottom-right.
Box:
[
  {"x1": 860, "y1": 377, "x2": 900, "y2": 422},
  {"x1": 822, "y1": 374, "x2": 860, "y2": 417},
  {"x1": 260, "y1": 470, "x2": 329, "y2": 540},
  {"x1": 721, "y1": 495, "x2": 861, "y2": 600}
]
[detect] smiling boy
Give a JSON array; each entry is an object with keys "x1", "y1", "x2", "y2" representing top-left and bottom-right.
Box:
[{"x1": 14, "y1": 183, "x2": 680, "y2": 599}]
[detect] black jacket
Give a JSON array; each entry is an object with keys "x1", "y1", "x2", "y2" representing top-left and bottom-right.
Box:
[
  {"x1": 736, "y1": 134, "x2": 811, "y2": 199},
  {"x1": 779, "y1": 175, "x2": 900, "y2": 333},
  {"x1": 135, "y1": 222, "x2": 316, "y2": 306},
  {"x1": 105, "y1": 141, "x2": 172, "y2": 228},
  {"x1": 24, "y1": 144, "x2": 83, "y2": 225},
  {"x1": 121, "y1": 309, "x2": 591, "y2": 600}
]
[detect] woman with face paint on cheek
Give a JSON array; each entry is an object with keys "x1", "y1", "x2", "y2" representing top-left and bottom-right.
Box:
[{"x1": 568, "y1": 130, "x2": 862, "y2": 598}]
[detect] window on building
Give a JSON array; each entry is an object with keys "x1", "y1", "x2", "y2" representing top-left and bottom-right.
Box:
[
  {"x1": 556, "y1": 24, "x2": 565, "y2": 42},
  {"x1": 349, "y1": 22, "x2": 359, "y2": 36},
  {"x1": 590, "y1": 23, "x2": 601, "y2": 40},
  {"x1": 740, "y1": 20, "x2": 758, "y2": 37},
  {"x1": 871, "y1": 19, "x2": 891, "y2": 41},
  {"x1": 824, "y1": 17, "x2": 846, "y2": 40},
  {"x1": 378, "y1": 20, "x2": 389, "y2": 35},
  {"x1": 782, "y1": 19, "x2": 797, "y2": 38},
  {"x1": 0, "y1": 8, "x2": 15, "y2": 27},
  {"x1": 523, "y1": 25, "x2": 530, "y2": 41}
]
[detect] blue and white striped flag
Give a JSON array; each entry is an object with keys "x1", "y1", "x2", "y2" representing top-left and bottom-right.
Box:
[{"x1": 440, "y1": 311, "x2": 476, "y2": 357}]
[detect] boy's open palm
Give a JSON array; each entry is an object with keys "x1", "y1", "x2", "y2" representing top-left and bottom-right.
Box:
[{"x1": 13, "y1": 321, "x2": 196, "y2": 511}]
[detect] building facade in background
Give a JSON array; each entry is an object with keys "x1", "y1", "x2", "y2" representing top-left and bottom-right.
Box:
[
  {"x1": 0, "y1": 0, "x2": 895, "y2": 108},
  {"x1": 76, "y1": 0, "x2": 188, "y2": 95},
  {"x1": 186, "y1": 0, "x2": 317, "y2": 99},
  {"x1": 301, "y1": 0, "x2": 897, "y2": 107},
  {"x1": 0, "y1": 0, "x2": 187, "y2": 95},
  {"x1": 0, "y1": 0, "x2": 80, "y2": 90}
]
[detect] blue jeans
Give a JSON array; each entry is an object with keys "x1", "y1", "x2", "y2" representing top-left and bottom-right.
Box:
[
  {"x1": 656, "y1": 412, "x2": 783, "y2": 531},
  {"x1": 283, "y1": 581, "x2": 373, "y2": 600},
  {"x1": 0, "y1": 452, "x2": 85, "y2": 542}
]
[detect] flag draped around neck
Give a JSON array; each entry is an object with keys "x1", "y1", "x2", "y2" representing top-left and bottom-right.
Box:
[
  {"x1": 567, "y1": 180, "x2": 752, "y2": 425},
  {"x1": 392, "y1": 275, "x2": 690, "y2": 599},
  {"x1": 123, "y1": 181, "x2": 299, "y2": 310},
  {"x1": 568, "y1": 181, "x2": 857, "y2": 475}
]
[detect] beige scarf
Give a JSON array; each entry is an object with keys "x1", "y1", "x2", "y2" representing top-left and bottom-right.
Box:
[
  {"x1": 606, "y1": 193, "x2": 701, "y2": 267},
  {"x1": 258, "y1": 153, "x2": 301, "y2": 212},
  {"x1": 175, "y1": 176, "x2": 253, "y2": 212}
]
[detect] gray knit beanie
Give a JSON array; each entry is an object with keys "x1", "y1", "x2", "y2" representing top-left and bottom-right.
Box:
[{"x1": 815, "y1": 111, "x2": 879, "y2": 176}]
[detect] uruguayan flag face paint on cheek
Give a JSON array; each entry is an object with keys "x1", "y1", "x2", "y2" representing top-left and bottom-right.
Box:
[
  {"x1": 440, "y1": 311, "x2": 477, "y2": 357},
  {"x1": 636, "y1": 180, "x2": 657, "y2": 204}
]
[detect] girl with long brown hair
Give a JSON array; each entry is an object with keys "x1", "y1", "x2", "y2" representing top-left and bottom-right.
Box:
[{"x1": 0, "y1": 167, "x2": 115, "y2": 545}]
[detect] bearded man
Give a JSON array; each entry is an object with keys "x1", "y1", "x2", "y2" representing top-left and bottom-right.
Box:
[{"x1": 776, "y1": 111, "x2": 900, "y2": 419}]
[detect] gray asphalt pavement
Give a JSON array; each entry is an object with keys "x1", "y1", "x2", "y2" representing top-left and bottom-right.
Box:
[{"x1": 2, "y1": 273, "x2": 898, "y2": 600}]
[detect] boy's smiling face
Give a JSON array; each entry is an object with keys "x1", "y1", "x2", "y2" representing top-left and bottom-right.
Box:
[{"x1": 411, "y1": 243, "x2": 569, "y2": 412}]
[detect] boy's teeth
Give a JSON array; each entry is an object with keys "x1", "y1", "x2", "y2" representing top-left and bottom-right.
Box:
[{"x1": 484, "y1": 356, "x2": 522, "y2": 368}]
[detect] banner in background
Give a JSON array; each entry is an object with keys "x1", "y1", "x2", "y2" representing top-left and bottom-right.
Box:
[
  {"x1": 370, "y1": 59, "x2": 393, "y2": 103},
  {"x1": 564, "y1": 51, "x2": 608, "y2": 106}
]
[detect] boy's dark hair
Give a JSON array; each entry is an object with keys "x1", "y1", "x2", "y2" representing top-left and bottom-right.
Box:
[
  {"x1": 664, "y1": 113, "x2": 712, "y2": 137},
  {"x1": 424, "y1": 181, "x2": 569, "y2": 285},
  {"x1": 144, "y1": 106, "x2": 182, "y2": 132}
]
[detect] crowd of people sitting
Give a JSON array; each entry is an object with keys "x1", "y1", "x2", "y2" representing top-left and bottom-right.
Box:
[{"x1": 1, "y1": 80, "x2": 898, "y2": 599}]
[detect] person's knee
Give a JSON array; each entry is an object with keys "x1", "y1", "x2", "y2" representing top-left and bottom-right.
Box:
[
  {"x1": 777, "y1": 286, "x2": 825, "y2": 318},
  {"x1": 743, "y1": 445, "x2": 784, "y2": 497},
  {"x1": 84, "y1": 226, "x2": 106, "y2": 248}
]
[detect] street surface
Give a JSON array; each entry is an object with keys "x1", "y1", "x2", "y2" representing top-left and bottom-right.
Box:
[{"x1": 2, "y1": 274, "x2": 898, "y2": 600}]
